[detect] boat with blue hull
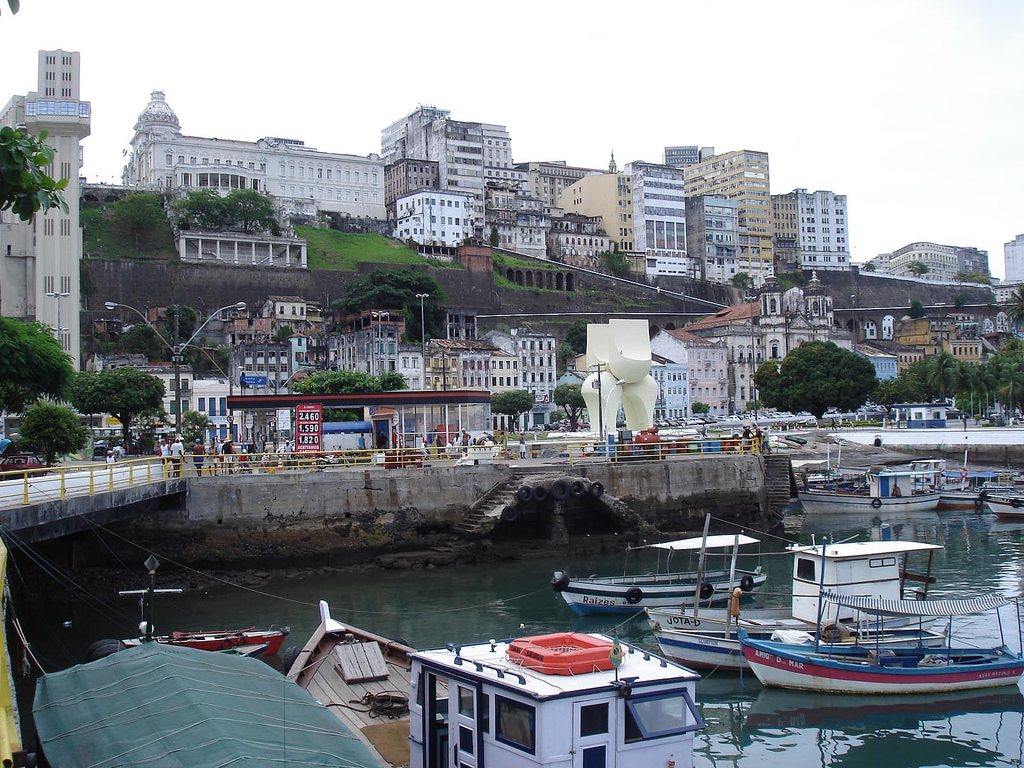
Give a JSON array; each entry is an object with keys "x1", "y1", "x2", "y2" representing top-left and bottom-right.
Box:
[{"x1": 741, "y1": 592, "x2": 1024, "y2": 694}]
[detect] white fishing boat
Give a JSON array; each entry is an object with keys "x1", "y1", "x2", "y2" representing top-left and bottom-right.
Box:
[
  {"x1": 741, "y1": 591, "x2": 1024, "y2": 694},
  {"x1": 798, "y1": 465, "x2": 941, "y2": 513},
  {"x1": 984, "y1": 493, "x2": 1024, "y2": 520},
  {"x1": 410, "y1": 632, "x2": 704, "y2": 768},
  {"x1": 551, "y1": 532, "x2": 767, "y2": 615},
  {"x1": 647, "y1": 539, "x2": 944, "y2": 670}
]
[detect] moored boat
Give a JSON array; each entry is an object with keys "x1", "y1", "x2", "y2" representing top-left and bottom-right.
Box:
[
  {"x1": 410, "y1": 631, "x2": 704, "y2": 768},
  {"x1": 551, "y1": 533, "x2": 767, "y2": 615},
  {"x1": 798, "y1": 465, "x2": 941, "y2": 513},
  {"x1": 984, "y1": 492, "x2": 1024, "y2": 519},
  {"x1": 122, "y1": 625, "x2": 289, "y2": 656},
  {"x1": 647, "y1": 539, "x2": 945, "y2": 670},
  {"x1": 740, "y1": 591, "x2": 1024, "y2": 694}
]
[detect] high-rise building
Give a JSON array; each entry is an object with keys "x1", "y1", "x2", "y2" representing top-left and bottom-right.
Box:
[
  {"x1": 625, "y1": 161, "x2": 688, "y2": 277},
  {"x1": 0, "y1": 50, "x2": 91, "y2": 368},
  {"x1": 663, "y1": 145, "x2": 715, "y2": 169},
  {"x1": 125, "y1": 91, "x2": 385, "y2": 220},
  {"x1": 772, "y1": 189, "x2": 850, "y2": 272},
  {"x1": 683, "y1": 150, "x2": 774, "y2": 286},
  {"x1": 887, "y1": 242, "x2": 988, "y2": 282},
  {"x1": 685, "y1": 196, "x2": 739, "y2": 284},
  {"x1": 559, "y1": 156, "x2": 634, "y2": 261},
  {"x1": 381, "y1": 106, "x2": 524, "y2": 235},
  {"x1": 1005, "y1": 234, "x2": 1024, "y2": 283},
  {"x1": 514, "y1": 160, "x2": 604, "y2": 207}
]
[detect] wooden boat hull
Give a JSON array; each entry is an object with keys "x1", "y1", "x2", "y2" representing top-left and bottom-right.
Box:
[
  {"x1": 124, "y1": 627, "x2": 289, "y2": 657},
  {"x1": 553, "y1": 569, "x2": 767, "y2": 615},
  {"x1": 799, "y1": 488, "x2": 940, "y2": 513},
  {"x1": 985, "y1": 494, "x2": 1024, "y2": 519},
  {"x1": 937, "y1": 489, "x2": 985, "y2": 510},
  {"x1": 741, "y1": 637, "x2": 1024, "y2": 694}
]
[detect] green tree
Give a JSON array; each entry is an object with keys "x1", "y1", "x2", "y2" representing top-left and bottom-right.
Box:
[
  {"x1": 602, "y1": 248, "x2": 630, "y2": 277},
  {"x1": 116, "y1": 323, "x2": 166, "y2": 360},
  {"x1": 171, "y1": 189, "x2": 227, "y2": 230},
  {"x1": 691, "y1": 402, "x2": 710, "y2": 415},
  {"x1": 491, "y1": 390, "x2": 536, "y2": 430},
  {"x1": 757, "y1": 341, "x2": 877, "y2": 418},
  {"x1": 16, "y1": 401, "x2": 89, "y2": 465},
  {"x1": 114, "y1": 192, "x2": 166, "y2": 248},
  {"x1": 180, "y1": 410, "x2": 212, "y2": 444},
  {"x1": 907, "y1": 261, "x2": 930, "y2": 277},
  {"x1": 1004, "y1": 287, "x2": 1024, "y2": 328},
  {"x1": 224, "y1": 189, "x2": 278, "y2": 234},
  {"x1": 0, "y1": 317, "x2": 75, "y2": 413},
  {"x1": 274, "y1": 325, "x2": 294, "y2": 342},
  {"x1": 69, "y1": 371, "x2": 104, "y2": 421},
  {"x1": 0, "y1": 126, "x2": 68, "y2": 221},
  {"x1": 553, "y1": 383, "x2": 586, "y2": 428},
  {"x1": 489, "y1": 226, "x2": 500, "y2": 247},
  {"x1": 924, "y1": 351, "x2": 963, "y2": 402},
  {"x1": 909, "y1": 299, "x2": 925, "y2": 318},
  {"x1": 731, "y1": 272, "x2": 752, "y2": 290},
  {"x1": 85, "y1": 368, "x2": 166, "y2": 447},
  {"x1": 291, "y1": 369, "x2": 405, "y2": 395},
  {"x1": 752, "y1": 361, "x2": 781, "y2": 404},
  {"x1": 862, "y1": 262, "x2": 876, "y2": 272},
  {"x1": 336, "y1": 269, "x2": 447, "y2": 344},
  {"x1": 564, "y1": 320, "x2": 589, "y2": 354}
]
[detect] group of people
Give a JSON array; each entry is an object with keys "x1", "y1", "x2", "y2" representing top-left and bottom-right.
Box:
[{"x1": 154, "y1": 435, "x2": 239, "y2": 476}]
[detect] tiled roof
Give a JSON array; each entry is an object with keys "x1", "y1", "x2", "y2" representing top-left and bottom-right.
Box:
[
  {"x1": 666, "y1": 328, "x2": 719, "y2": 346},
  {"x1": 686, "y1": 302, "x2": 760, "y2": 330}
]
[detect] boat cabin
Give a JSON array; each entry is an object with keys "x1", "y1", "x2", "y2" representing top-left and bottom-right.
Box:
[
  {"x1": 868, "y1": 467, "x2": 939, "y2": 498},
  {"x1": 787, "y1": 541, "x2": 942, "y2": 624},
  {"x1": 409, "y1": 632, "x2": 703, "y2": 768},
  {"x1": 893, "y1": 403, "x2": 947, "y2": 428}
]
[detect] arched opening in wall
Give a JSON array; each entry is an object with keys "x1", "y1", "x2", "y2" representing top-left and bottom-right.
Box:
[
  {"x1": 525, "y1": 271, "x2": 534, "y2": 287},
  {"x1": 556, "y1": 273, "x2": 564, "y2": 290},
  {"x1": 770, "y1": 299, "x2": 777, "y2": 314},
  {"x1": 566, "y1": 274, "x2": 575, "y2": 291},
  {"x1": 84, "y1": 194, "x2": 99, "y2": 202},
  {"x1": 515, "y1": 269, "x2": 524, "y2": 285},
  {"x1": 882, "y1": 315, "x2": 895, "y2": 340},
  {"x1": 664, "y1": 322, "x2": 677, "y2": 331},
  {"x1": 845, "y1": 319, "x2": 861, "y2": 337},
  {"x1": 862, "y1": 320, "x2": 877, "y2": 339},
  {"x1": 546, "y1": 272, "x2": 554, "y2": 289},
  {"x1": 506, "y1": 268, "x2": 515, "y2": 283}
]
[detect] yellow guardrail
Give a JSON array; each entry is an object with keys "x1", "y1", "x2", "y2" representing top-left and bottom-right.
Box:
[
  {"x1": 0, "y1": 456, "x2": 174, "y2": 508},
  {"x1": 0, "y1": 540, "x2": 20, "y2": 763}
]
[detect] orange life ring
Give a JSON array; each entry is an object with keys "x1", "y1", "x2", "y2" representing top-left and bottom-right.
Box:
[{"x1": 507, "y1": 632, "x2": 615, "y2": 675}]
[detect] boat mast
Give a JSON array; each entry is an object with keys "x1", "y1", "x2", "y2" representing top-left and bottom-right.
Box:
[{"x1": 692, "y1": 514, "x2": 711, "y2": 619}]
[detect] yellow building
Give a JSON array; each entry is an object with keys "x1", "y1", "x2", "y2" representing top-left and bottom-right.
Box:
[
  {"x1": 558, "y1": 156, "x2": 633, "y2": 259},
  {"x1": 683, "y1": 150, "x2": 774, "y2": 285}
]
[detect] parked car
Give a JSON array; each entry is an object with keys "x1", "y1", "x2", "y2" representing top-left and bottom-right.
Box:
[{"x1": 0, "y1": 453, "x2": 47, "y2": 473}]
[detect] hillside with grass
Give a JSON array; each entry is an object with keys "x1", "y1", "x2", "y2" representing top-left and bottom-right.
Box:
[
  {"x1": 81, "y1": 202, "x2": 178, "y2": 262},
  {"x1": 296, "y1": 226, "x2": 462, "y2": 271}
]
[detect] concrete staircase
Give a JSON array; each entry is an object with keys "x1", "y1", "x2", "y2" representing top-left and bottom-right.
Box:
[
  {"x1": 763, "y1": 454, "x2": 796, "y2": 518},
  {"x1": 454, "y1": 469, "x2": 570, "y2": 536}
]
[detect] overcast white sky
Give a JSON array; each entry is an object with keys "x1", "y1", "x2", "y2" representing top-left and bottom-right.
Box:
[{"x1": 3, "y1": 0, "x2": 1021, "y2": 277}]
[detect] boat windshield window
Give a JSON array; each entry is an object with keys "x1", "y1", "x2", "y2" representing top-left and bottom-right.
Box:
[
  {"x1": 580, "y1": 702, "x2": 608, "y2": 736},
  {"x1": 624, "y1": 688, "x2": 703, "y2": 743},
  {"x1": 796, "y1": 558, "x2": 816, "y2": 581},
  {"x1": 496, "y1": 696, "x2": 536, "y2": 754}
]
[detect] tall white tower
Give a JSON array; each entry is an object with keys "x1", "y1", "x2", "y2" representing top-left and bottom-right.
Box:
[{"x1": 0, "y1": 50, "x2": 91, "y2": 369}]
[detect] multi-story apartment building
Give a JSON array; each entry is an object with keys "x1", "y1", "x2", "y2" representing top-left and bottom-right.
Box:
[
  {"x1": 955, "y1": 246, "x2": 989, "y2": 277},
  {"x1": 625, "y1": 161, "x2": 688, "y2": 277},
  {"x1": 484, "y1": 182, "x2": 549, "y2": 257},
  {"x1": 124, "y1": 91, "x2": 384, "y2": 220},
  {"x1": 381, "y1": 106, "x2": 524, "y2": 235},
  {"x1": 423, "y1": 339, "x2": 497, "y2": 391},
  {"x1": 230, "y1": 340, "x2": 295, "y2": 393},
  {"x1": 650, "y1": 329, "x2": 726, "y2": 416},
  {"x1": 558, "y1": 157, "x2": 634, "y2": 256},
  {"x1": 649, "y1": 354, "x2": 690, "y2": 420},
  {"x1": 327, "y1": 310, "x2": 406, "y2": 377},
  {"x1": 397, "y1": 344, "x2": 424, "y2": 390},
  {"x1": 480, "y1": 328, "x2": 558, "y2": 428},
  {"x1": 383, "y1": 158, "x2": 439, "y2": 219},
  {"x1": 1005, "y1": 234, "x2": 1024, "y2": 284},
  {"x1": 685, "y1": 196, "x2": 739, "y2": 284},
  {"x1": 683, "y1": 150, "x2": 774, "y2": 286},
  {"x1": 888, "y1": 242, "x2": 959, "y2": 282},
  {"x1": 1, "y1": 50, "x2": 91, "y2": 369},
  {"x1": 772, "y1": 189, "x2": 850, "y2": 272},
  {"x1": 515, "y1": 161, "x2": 604, "y2": 206},
  {"x1": 546, "y1": 213, "x2": 610, "y2": 268},
  {"x1": 663, "y1": 145, "x2": 715, "y2": 169},
  {"x1": 394, "y1": 189, "x2": 474, "y2": 247}
]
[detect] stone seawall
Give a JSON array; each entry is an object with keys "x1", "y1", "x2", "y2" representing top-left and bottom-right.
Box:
[{"x1": 105, "y1": 456, "x2": 773, "y2": 569}]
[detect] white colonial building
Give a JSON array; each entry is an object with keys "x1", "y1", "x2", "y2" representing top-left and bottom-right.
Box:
[
  {"x1": 124, "y1": 91, "x2": 385, "y2": 220},
  {"x1": 394, "y1": 189, "x2": 474, "y2": 247},
  {"x1": 1, "y1": 50, "x2": 91, "y2": 368}
]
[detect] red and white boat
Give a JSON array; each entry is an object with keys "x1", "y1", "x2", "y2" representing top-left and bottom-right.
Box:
[
  {"x1": 984, "y1": 493, "x2": 1024, "y2": 520},
  {"x1": 123, "y1": 626, "x2": 289, "y2": 656}
]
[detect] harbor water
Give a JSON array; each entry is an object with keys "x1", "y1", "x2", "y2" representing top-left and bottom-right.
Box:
[{"x1": 16, "y1": 507, "x2": 1024, "y2": 767}]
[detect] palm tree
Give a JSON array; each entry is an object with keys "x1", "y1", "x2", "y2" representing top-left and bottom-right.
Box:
[
  {"x1": 1004, "y1": 287, "x2": 1024, "y2": 329},
  {"x1": 992, "y1": 357, "x2": 1024, "y2": 419},
  {"x1": 925, "y1": 351, "x2": 962, "y2": 403},
  {"x1": 907, "y1": 261, "x2": 930, "y2": 277}
]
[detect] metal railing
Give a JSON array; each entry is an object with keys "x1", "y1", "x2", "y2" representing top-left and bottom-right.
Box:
[{"x1": 0, "y1": 456, "x2": 178, "y2": 509}]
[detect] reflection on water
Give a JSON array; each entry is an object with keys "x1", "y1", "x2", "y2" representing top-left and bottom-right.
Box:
[{"x1": 16, "y1": 508, "x2": 1024, "y2": 767}]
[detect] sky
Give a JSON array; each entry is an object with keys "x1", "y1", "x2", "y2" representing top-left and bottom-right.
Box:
[{"x1": 2, "y1": 0, "x2": 1022, "y2": 278}]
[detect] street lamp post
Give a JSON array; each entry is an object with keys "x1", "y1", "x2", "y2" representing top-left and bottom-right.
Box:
[
  {"x1": 415, "y1": 293, "x2": 429, "y2": 389},
  {"x1": 46, "y1": 289, "x2": 70, "y2": 351},
  {"x1": 106, "y1": 300, "x2": 246, "y2": 435}
]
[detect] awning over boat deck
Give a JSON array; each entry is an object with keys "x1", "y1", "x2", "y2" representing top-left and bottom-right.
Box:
[
  {"x1": 33, "y1": 643, "x2": 382, "y2": 768},
  {"x1": 941, "y1": 470, "x2": 1001, "y2": 479},
  {"x1": 638, "y1": 534, "x2": 760, "y2": 552},
  {"x1": 822, "y1": 590, "x2": 1019, "y2": 617}
]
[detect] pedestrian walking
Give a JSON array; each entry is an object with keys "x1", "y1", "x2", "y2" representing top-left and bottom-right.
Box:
[
  {"x1": 518, "y1": 433, "x2": 527, "y2": 460},
  {"x1": 169, "y1": 436, "x2": 185, "y2": 477},
  {"x1": 192, "y1": 438, "x2": 205, "y2": 476}
]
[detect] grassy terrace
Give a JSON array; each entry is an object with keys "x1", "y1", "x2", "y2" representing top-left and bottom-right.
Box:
[
  {"x1": 81, "y1": 204, "x2": 178, "y2": 261},
  {"x1": 297, "y1": 227, "x2": 462, "y2": 271}
]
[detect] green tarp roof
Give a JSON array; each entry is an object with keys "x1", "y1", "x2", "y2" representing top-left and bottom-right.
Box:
[{"x1": 33, "y1": 642, "x2": 383, "y2": 768}]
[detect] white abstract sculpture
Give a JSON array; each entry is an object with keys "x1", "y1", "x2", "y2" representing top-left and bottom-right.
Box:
[{"x1": 582, "y1": 319, "x2": 657, "y2": 439}]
